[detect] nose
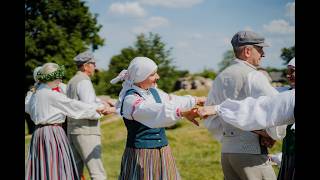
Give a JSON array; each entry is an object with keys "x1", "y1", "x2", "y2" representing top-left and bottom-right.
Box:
[{"x1": 261, "y1": 50, "x2": 265, "y2": 57}]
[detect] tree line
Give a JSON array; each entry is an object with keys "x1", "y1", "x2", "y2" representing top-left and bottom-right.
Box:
[{"x1": 25, "y1": 0, "x2": 294, "y2": 97}]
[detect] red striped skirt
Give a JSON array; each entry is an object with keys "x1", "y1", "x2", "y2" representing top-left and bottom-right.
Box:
[
  {"x1": 25, "y1": 125, "x2": 79, "y2": 180},
  {"x1": 119, "y1": 145, "x2": 181, "y2": 180}
]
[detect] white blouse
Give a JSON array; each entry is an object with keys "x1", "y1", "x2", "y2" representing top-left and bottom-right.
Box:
[
  {"x1": 25, "y1": 83, "x2": 101, "y2": 125},
  {"x1": 118, "y1": 85, "x2": 196, "y2": 128},
  {"x1": 216, "y1": 89, "x2": 295, "y2": 130}
]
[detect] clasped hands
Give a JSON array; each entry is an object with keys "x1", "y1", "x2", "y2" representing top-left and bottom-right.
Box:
[
  {"x1": 180, "y1": 96, "x2": 217, "y2": 126},
  {"x1": 96, "y1": 100, "x2": 117, "y2": 115}
]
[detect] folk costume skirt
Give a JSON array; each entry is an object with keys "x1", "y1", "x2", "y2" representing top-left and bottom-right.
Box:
[
  {"x1": 119, "y1": 145, "x2": 181, "y2": 180},
  {"x1": 278, "y1": 154, "x2": 295, "y2": 180},
  {"x1": 25, "y1": 124, "x2": 79, "y2": 180}
]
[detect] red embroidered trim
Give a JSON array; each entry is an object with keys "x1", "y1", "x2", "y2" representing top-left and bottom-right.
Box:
[
  {"x1": 131, "y1": 98, "x2": 143, "y2": 117},
  {"x1": 176, "y1": 108, "x2": 181, "y2": 118}
]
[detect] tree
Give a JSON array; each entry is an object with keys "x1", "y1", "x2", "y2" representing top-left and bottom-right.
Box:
[
  {"x1": 194, "y1": 68, "x2": 217, "y2": 80},
  {"x1": 25, "y1": 0, "x2": 104, "y2": 92},
  {"x1": 105, "y1": 33, "x2": 188, "y2": 97},
  {"x1": 91, "y1": 70, "x2": 109, "y2": 96},
  {"x1": 218, "y1": 50, "x2": 235, "y2": 72},
  {"x1": 280, "y1": 45, "x2": 295, "y2": 65}
]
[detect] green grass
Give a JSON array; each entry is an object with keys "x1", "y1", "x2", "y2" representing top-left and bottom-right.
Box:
[
  {"x1": 25, "y1": 119, "x2": 281, "y2": 180},
  {"x1": 174, "y1": 88, "x2": 211, "y2": 96}
]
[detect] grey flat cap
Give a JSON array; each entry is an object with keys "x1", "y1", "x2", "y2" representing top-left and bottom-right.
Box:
[
  {"x1": 74, "y1": 51, "x2": 95, "y2": 64},
  {"x1": 231, "y1": 31, "x2": 269, "y2": 48}
]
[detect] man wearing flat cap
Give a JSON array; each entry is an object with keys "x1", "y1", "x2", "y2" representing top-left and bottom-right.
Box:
[
  {"x1": 67, "y1": 51, "x2": 113, "y2": 180},
  {"x1": 204, "y1": 31, "x2": 286, "y2": 180}
]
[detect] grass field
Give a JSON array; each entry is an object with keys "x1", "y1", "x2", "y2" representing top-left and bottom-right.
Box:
[
  {"x1": 25, "y1": 119, "x2": 281, "y2": 179},
  {"x1": 25, "y1": 89, "x2": 281, "y2": 179}
]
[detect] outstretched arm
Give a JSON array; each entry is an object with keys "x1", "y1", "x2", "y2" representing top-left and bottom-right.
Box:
[{"x1": 197, "y1": 90, "x2": 295, "y2": 131}]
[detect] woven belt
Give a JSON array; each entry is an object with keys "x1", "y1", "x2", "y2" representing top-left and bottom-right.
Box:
[{"x1": 35, "y1": 123, "x2": 63, "y2": 128}]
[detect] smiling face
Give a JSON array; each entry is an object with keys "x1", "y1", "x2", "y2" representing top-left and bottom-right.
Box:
[{"x1": 135, "y1": 70, "x2": 160, "y2": 90}]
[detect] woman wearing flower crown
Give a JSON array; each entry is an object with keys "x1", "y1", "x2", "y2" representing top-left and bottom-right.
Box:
[{"x1": 25, "y1": 62, "x2": 109, "y2": 180}]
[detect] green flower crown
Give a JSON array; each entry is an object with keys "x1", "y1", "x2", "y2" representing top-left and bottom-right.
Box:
[{"x1": 37, "y1": 65, "x2": 65, "y2": 82}]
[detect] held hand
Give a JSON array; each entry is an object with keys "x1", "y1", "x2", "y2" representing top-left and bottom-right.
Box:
[
  {"x1": 195, "y1": 96, "x2": 207, "y2": 106},
  {"x1": 197, "y1": 106, "x2": 217, "y2": 119},
  {"x1": 101, "y1": 101, "x2": 111, "y2": 108},
  {"x1": 104, "y1": 99, "x2": 117, "y2": 107},
  {"x1": 100, "y1": 106, "x2": 116, "y2": 115},
  {"x1": 253, "y1": 130, "x2": 276, "y2": 148},
  {"x1": 96, "y1": 105, "x2": 116, "y2": 115},
  {"x1": 252, "y1": 130, "x2": 269, "y2": 138},
  {"x1": 260, "y1": 136, "x2": 276, "y2": 148},
  {"x1": 96, "y1": 107, "x2": 105, "y2": 115},
  {"x1": 181, "y1": 107, "x2": 201, "y2": 126}
]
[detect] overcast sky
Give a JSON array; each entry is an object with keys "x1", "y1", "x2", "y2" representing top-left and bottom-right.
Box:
[{"x1": 84, "y1": 0, "x2": 295, "y2": 73}]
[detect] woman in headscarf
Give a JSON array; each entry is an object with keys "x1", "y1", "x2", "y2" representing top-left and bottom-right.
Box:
[
  {"x1": 110, "y1": 57, "x2": 205, "y2": 180},
  {"x1": 25, "y1": 62, "x2": 109, "y2": 180}
]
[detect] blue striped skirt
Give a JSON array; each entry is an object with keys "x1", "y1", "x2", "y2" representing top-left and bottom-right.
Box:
[
  {"x1": 25, "y1": 125, "x2": 79, "y2": 180},
  {"x1": 119, "y1": 145, "x2": 181, "y2": 180}
]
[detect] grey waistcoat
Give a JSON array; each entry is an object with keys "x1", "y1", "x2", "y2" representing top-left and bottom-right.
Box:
[
  {"x1": 211, "y1": 60, "x2": 265, "y2": 154},
  {"x1": 66, "y1": 71, "x2": 100, "y2": 135}
]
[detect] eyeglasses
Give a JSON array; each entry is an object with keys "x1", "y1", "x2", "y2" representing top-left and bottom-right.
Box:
[{"x1": 252, "y1": 45, "x2": 265, "y2": 57}]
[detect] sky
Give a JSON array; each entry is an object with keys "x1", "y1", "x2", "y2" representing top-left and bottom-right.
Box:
[{"x1": 83, "y1": 0, "x2": 295, "y2": 73}]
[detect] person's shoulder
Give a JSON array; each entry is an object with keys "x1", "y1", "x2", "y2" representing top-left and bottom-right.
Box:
[
  {"x1": 247, "y1": 70, "x2": 268, "y2": 81},
  {"x1": 123, "y1": 93, "x2": 143, "y2": 106},
  {"x1": 77, "y1": 79, "x2": 93, "y2": 87},
  {"x1": 220, "y1": 62, "x2": 249, "y2": 76}
]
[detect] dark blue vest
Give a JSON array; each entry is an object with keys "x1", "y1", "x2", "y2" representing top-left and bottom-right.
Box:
[{"x1": 120, "y1": 88, "x2": 169, "y2": 149}]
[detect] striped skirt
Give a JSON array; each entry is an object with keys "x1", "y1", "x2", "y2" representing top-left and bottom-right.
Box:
[
  {"x1": 25, "y1": 125, "x2": 79, "y2": 180},
  {"x1": 119, "y1": 145, "x2": 181, "y2": 180},
  {"x1": 278, "y1": 154, "x2": 295, "y2": 180}
]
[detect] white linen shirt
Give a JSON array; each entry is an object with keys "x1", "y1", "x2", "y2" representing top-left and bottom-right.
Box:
[
  {"x1": 216, "y1": 89, "x2": 295, "y2": 130},
  {"x1": 118, "y1": 85, "x2": 196, "y2": 128},
  {"x1": 204, "y1": 59, "x2": 286, "y2": 141},
  {"x1": 25, "y1": 83, "x2": 101, "y2": 125}
]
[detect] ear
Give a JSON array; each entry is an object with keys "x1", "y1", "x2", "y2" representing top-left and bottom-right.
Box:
[
  {"x1": 244, "y1": 47, "x2": 251, "y2": 58},
  {"x1": 83, "y1": 64, "x2": 89, "y2": 71}
]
